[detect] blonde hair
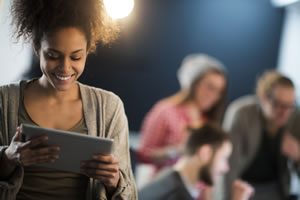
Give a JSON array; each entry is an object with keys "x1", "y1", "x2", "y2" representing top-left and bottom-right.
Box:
[{"x1": 256, "y1": 70, "x2": 294, "y2": 99}]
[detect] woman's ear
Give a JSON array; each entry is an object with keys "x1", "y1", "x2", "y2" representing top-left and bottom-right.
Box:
[{"x1": 197, "y1": 144, "x2": 213, "y2": 163}]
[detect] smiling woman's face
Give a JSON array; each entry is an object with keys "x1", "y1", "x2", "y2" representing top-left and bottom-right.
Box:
[
  {"x1": 193, "y1": 72, "x2": 226, "y2": 112},
  {"x1": 39, "y1": 27, "x2": 88, "y2": 91}
]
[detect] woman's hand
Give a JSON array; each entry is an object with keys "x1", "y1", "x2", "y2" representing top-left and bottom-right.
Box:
[
  {"x1": 0, "y1": 128, "x2": 60, "y2": 178},
  {"x1": 6, "y1": 128, "x2": 60, "y2": 166},
  {"x1": 80, "y1": 154, "x2": 120, "y2": 193}
]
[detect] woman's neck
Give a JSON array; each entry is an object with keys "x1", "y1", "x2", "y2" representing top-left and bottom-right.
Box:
[
  {"x1": 183, "y1": 100, "x2": 203, "y2": 127},
  {"x1": 35, "y1": 77, "x2": 80, "y2": 102}
]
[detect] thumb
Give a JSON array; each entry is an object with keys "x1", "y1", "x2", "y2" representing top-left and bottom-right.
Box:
[{"x1": 12, "y1": 127, "x2": 21, "y2": 142}]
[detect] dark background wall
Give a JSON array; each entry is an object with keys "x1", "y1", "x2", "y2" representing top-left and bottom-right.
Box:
[{"x1": 27, "y1": 0, "x2": 284, "y2": 131}]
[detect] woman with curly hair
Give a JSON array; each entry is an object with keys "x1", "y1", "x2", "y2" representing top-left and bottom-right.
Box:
[{"x1": 0, "y1": 0, "x2": 137, "y2": 199}]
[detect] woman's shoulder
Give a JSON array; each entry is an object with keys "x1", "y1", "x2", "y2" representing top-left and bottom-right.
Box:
[
  {"x1": 144, "y1": 98, "x2": 184, "y2": 122},
  {"x1": 150, "y1": 98, "x2": 179, "y2": 112},
  {"x1": 0, "y1": 79, "x2": 36, "y2": 91},
  {"x1": 78, "y1": 82, "x2": 123, "y2": 106},
  {"x1": 0, "y1": 80, "x2": 25, "y2": 97}
]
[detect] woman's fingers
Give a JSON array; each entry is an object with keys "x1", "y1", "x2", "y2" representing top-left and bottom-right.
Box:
[
  {"x1": 19, "y1": 146, "x2": 60, "y2": 166},
  {"x1": 11, "y1": 127, "x2": 22, "y2": 142},
  {"x1": 21, "y1": 154, "x2": 59, "y2": 166},
  {"x1": 91, "y1": 154, "x2": 118, "y2": 164},
  {"x1": 80, "y1": 154, "x2": 118, "y2": 175},
  {"x1": 81, "y1": 161, "x2": 118, "y2": 171},
  {"x1": 18, "y1": 135, "x2": 49, "y2": 150},
  {"x1": 81, "y1": 164, "x2": 118, "y2": 176},
  {"x1": 80, "y1": 154, "x2": 120, "y2": 188},
  {"x1": 6, "y1": 128, "x2": 60, "y2": 167},
  {"x1": 20, "y1": 146, "x2": 60, "y2": 159}
]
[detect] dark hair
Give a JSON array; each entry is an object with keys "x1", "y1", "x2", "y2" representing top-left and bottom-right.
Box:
[
  {"x1": 256, "y1": 70, "x2": 294, "y2": 99},
  {"x1": 184, "y1": 123, "x2": 230, "y2": 156},
  {"x1": 11, "y1": 0, "x2": 119, "y2": 54},
  {"x1": 184, "y1": 69, "x2": 228, "y2": 125}
]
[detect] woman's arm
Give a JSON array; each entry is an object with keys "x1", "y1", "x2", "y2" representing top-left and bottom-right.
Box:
[
  {"x1": 89, "y1": 97, "x2": 137, "y2": 200},
  {"x1": 138, "y1": 104, "x2": 184, "y2": 164}
]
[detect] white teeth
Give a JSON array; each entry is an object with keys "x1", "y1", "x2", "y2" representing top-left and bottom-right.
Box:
[{"x1": 55, "y1": 74, "x2": 72, "y2": 81}]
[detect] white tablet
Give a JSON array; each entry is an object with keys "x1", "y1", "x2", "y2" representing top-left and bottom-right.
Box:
[{"x1": 20, "y1": 123, "x2": 114, "y2": 174}]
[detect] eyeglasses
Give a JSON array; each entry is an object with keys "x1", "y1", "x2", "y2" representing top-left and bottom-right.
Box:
[{"x1": 268, "y1": 95, "x2": 295, "y2": 111}]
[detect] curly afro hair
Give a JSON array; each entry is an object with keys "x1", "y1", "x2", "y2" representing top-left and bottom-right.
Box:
[{"x1": 11, "y1": 0, "x2": 119, "y2": 53}]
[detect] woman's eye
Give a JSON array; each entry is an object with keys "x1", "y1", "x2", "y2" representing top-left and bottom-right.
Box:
[
  {"x1": 71, "y1": 57, "x2": 81, "y2": 61},
  {"x1": 47, "y1": 53, "x2": 59, "y2": 60}
]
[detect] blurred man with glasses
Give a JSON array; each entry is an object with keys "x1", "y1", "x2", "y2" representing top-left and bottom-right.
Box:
[{"x1": 223, "y1": 70, "x2": 300, "y2": 200}]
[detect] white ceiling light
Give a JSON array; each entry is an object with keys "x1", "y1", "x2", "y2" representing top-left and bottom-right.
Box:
[
  {"x1": 271, "y1": 0, "x2": 299, "y2": 7},
  {"x1": 104, "y1": 0, "x2": 135, "y2": 19}
]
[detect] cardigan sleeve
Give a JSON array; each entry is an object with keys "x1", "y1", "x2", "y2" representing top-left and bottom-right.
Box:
[
  {"x1": 95, "y1": 95, "x2": 137, "y2": 200},
  {"x1": 0, "y1": 151, "x2": 24, "y2": 200},
  {"x1": 0, "y1": 84, "x2": 24, "y2": 200}
]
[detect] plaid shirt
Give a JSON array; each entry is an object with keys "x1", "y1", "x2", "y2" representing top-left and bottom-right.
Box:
[{"x1": 138, "y1": 100, "x2": 203, "y2": 172}]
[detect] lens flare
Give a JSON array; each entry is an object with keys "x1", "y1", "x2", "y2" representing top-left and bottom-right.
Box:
[{"x1": 104, "y1": 0, "x2": 135, "y2": 19}]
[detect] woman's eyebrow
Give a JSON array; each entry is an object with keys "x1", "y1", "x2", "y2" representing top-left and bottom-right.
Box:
[
  {"x1": 47, "y1": 48, "x2": 61, "y2": 54},
  {"x1": 46, "y1": 48, "x2": 84, "y2": 54},
  {"x1": 71, "y1": 49, "x2": 84, "y2": 54}
]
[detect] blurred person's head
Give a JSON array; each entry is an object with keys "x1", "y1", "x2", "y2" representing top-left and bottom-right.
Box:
[
  {"x1": 256, "y1": 70, "x2": 295, "y2": 127},
  {"x1": 177, "y1": 54, "x2": 228, "y2": 124},
  {"x1": 183, "y1": 124, "x2": 232, "y2": 186}
]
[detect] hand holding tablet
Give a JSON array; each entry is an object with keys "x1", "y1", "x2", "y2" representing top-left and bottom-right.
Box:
[{"x1": 20, "y1": 123, "x2": 114, "y2": 174}]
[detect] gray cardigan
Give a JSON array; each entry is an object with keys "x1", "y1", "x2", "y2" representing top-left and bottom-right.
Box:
[
  {"x1": 223, "y1": 95, "x2": 300, "y2": 199},
  {"x1": 0, "y1": 80, "x2": 137, "y2": 200}
]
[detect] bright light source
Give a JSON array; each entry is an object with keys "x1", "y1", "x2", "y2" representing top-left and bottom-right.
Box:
[
  {"x1": 271, "y1": 0, "x2": 299, "y2": 7},
  {"x1": 104, "y1": 0, "x2": 134, "y2": 19}
]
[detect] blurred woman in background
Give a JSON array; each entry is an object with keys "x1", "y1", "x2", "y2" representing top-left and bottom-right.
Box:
[{"x1": 137, "y1": 53, "x2": 228, "y2": 173}]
